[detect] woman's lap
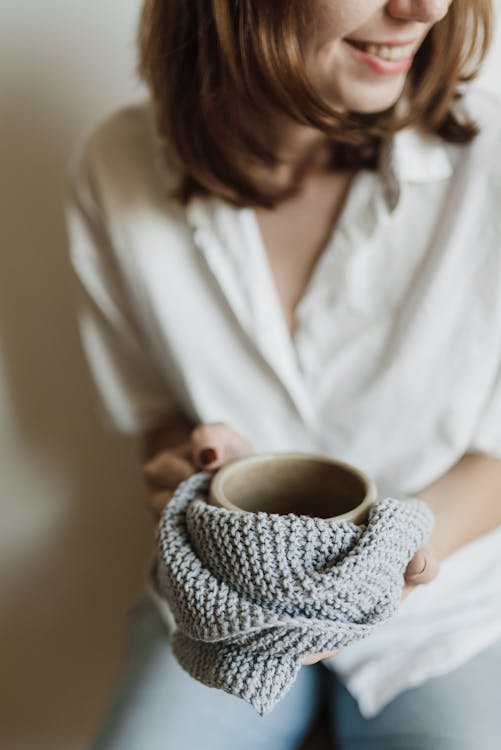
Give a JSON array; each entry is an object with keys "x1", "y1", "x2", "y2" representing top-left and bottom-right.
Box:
[
  {"x1": 329, "y1": 636, "x2": 501, "y2": 750},
  {"x1": 90, "y1": 594, "x2": 326, "y2": 750},
  {"x1": 91, "y1": 594, "x2": 501, "y2": 750}
]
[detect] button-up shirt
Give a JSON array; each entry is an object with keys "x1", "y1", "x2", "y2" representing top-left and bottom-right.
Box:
[{"x1": 65, "y1": 84, "x2": 501, "y2": 717}]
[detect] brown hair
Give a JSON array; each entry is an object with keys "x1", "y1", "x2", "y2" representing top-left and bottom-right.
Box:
[{"x1": 138, "y1": 0, "x2": 493, "y2": 209}]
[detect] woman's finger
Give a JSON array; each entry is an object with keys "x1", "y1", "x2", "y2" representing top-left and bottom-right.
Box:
[
  {"x1": 400, "y1": 580, "x2": 415, "y2": 601},
  {"x1": 302, "y1": 648, "x2": 342, "y2": 665},
  {"x1": 144, "y1": 488, "x2": 173, "y2": 517},
  {"x1": 189, "y1": 422, "x2": 254, "y2": 470},
  {"x1": 404, "y1": 545, "x2": 441, "y2": 585},
  {"x1": 143, "y1": 449, "x2": 194, "y2": 489}
]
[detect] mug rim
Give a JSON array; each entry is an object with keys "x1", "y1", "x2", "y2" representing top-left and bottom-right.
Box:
[{"x1": 208, "y1": 451, "x2": 378, "y2": 524}]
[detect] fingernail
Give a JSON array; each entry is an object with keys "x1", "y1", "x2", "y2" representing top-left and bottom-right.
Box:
[
  {"x1": 409, "y1": 556, "x2": 427, "y2": 579},
  {"x1": 199, "y1": 447, "x2": 217, "y2": 466}
]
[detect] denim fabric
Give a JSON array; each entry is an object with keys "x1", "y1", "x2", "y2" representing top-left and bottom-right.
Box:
[{"x1": 90, "y1": 594, "x2": 501, "y2": 750}]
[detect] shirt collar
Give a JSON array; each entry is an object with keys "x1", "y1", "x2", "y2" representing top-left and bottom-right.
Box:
[
  {"x1": 149, "y1": 99, "x2": 453, "y2": 216},
  {"x1": 379, "y1": 125, "x2": 453, "y2": 213}
]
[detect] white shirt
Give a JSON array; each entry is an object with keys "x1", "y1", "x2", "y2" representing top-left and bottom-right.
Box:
[{"x1": 65, "y1": 85, "x2": 501, "y2": 718}]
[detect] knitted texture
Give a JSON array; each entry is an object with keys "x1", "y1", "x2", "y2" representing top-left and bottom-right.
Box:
[{"x1": 152, "y1": 470, "x2": 435, "y2": 716}]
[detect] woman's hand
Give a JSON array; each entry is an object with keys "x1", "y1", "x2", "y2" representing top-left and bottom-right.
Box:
[
  {"x1": 145, "y1": 428, "x2": 441, "y2": 664},
  {"x1": 401, "y1": 543, "x2": 441, "y2": 601},
  {"x1": 302, "y1": 544, "x2": 441, "y2": 666},
  {"x1": 142, "y1": 422, "x2": 254, "y2": 525}
]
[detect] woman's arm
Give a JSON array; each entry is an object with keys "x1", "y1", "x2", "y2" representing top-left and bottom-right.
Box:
[
  {"x1": 415, "y1": 452, "x2": 501, "y2": 561},
  {"x1": 140, "y1": 410, "x2": 195, "y2": 464}
]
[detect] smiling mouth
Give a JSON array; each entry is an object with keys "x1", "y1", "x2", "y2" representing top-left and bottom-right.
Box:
[{"x1": 345, "y1": 39, "x2": 416, "y2": 61}]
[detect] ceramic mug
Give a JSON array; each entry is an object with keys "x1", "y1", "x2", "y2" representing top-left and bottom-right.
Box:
[{"x1": 208, "y1": 451, "x2": 378, "y2": 524}]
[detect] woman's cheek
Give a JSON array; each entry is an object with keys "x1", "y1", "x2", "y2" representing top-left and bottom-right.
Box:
[{"x1": 308, "y1": 0, "x2": 382, "y2": 47}]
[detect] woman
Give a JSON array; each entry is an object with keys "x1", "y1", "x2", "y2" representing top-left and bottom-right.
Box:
[{"x1": 65, "y1": 1, "x2": 501, "y2": 748}]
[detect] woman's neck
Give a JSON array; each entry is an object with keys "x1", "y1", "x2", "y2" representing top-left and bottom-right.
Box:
[{"x1": 251, "y1": 114, "x2": 337, "y2": 194}]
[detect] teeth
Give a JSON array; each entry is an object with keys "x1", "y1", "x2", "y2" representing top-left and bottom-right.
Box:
[{"x1": 363, "y1": 42, "x2": 414, "y2": 61}]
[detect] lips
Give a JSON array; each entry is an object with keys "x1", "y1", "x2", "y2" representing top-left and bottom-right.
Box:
[{"x1": 343, "y1": 38, "x2": 416, "y2": 74}]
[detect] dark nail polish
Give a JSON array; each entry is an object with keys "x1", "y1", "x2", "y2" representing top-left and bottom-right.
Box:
[{"x1": 199, "y1": 448, "x2": 217, "y2": 466}]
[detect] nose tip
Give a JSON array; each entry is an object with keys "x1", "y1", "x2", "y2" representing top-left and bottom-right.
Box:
[
  {"x1": 388, "y1": 0, "x2": 451, "y2": 24},
  {"x1": 418, "y1": 0, "x2": 450, "y2": 22}
]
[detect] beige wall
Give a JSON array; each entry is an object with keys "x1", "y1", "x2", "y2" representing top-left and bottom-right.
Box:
[
  {"x1": 1, "y1": 3, "x2": 151, "y2": 750},
  {"x1": 1, "y1": 3, "x2": 500, "y2": 749}
]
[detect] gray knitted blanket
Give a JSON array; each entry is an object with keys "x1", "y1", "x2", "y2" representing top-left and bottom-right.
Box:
[{"x1": 151, "y1": 470, "x2": 435, "y2": 716}]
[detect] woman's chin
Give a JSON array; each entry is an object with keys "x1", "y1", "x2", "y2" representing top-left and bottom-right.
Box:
[{"x1": 328, "y1": 77, "x2": 407, "y2": 115}]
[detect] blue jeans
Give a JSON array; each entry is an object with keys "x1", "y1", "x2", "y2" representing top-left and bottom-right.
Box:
[{"x1": 91, "y1": 594, "x2": 501, "y2": 750}]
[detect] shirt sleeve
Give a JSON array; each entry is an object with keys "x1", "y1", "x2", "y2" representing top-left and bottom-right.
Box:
[{"x1": 64, "y1": 141, "x2": 181, "y2": 436}]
